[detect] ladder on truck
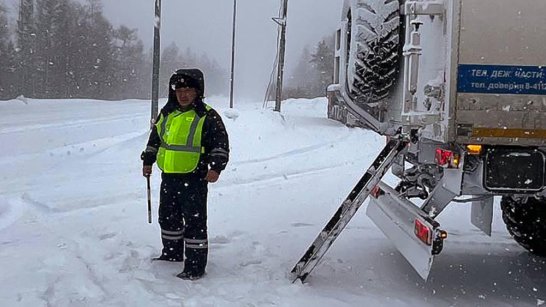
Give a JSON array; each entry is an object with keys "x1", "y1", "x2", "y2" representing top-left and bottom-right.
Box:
[{"x1": 291, "y1": 138, "x2": 408, "y2": 282}]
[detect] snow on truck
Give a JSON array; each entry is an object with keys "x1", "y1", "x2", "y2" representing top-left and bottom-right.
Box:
[{"x1": 292, "y1": 0, "x2": 546, "y2": 282}]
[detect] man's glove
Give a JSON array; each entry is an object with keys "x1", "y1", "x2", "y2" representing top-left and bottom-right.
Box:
[
  {"x1": 141, "y1": 149, "x2": 157, "y2": 165},
  {"x1": 142, "y1": 165, "x2": 152, "y2": 177}
]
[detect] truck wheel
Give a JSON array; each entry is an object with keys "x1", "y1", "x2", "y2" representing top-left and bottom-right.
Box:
[
  {"x1": 346, "y1": 0, "x2": 401, "y2": 103},
  {"x1": 501, "y1": 196, "x2": 546, "y2": 256}
]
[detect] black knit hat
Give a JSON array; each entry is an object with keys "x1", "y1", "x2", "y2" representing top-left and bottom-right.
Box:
[
  {"x1": 169, "y1": 68, "x2": 205, "y2": 98},
  {"x1": 161, "y1": 68, "x2": 206, "y2": 116},
  {"x1": 171, "y1": 75, "x2": 200, "y2": 90}
]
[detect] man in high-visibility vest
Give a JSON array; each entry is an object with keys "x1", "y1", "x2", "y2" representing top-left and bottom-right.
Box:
[{"x1": 141, "y1": 68, "x2": 229, "y2": 280}]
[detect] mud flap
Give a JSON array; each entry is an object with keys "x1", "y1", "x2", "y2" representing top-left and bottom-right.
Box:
[
  {"x1": 471, "y1": 196, "x2": 494, "y2": 236},
  {"x1": 367, "y1": 182, "x2": 440, "y2": 280}
]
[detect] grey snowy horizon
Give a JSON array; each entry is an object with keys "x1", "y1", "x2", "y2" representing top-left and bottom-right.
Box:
[{"x1": 3, "y1": 0, "x2": 342, "y2": 100}]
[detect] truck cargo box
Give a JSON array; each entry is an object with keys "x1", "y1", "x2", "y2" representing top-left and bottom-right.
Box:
[
  {"x1": 454, "y1": 0, "x2": 546, "y2": 146},
  {"x1": 332, "y1": 0, "x2": 546, "y2": 146}
]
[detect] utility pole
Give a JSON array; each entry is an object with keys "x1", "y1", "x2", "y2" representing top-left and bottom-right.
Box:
[
  {"x1": 151, "y1": 0, "x2": 162, "y2": 127},
  {"x1": 274, "y1": 0, "x2": 288, "y2": 112},
  {"x1": 229, "y1": 0, "x2": 237, "y2": 109}
]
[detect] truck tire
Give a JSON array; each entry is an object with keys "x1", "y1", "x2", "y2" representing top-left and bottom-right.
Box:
[
  {"x1": 501, "y1": 196, "x2": 546, "y2": 256},
  {"x1": 346, "y1": 0, "x2": 400, "y2": 103}
]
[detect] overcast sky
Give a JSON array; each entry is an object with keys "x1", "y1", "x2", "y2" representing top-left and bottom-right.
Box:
[{"x1": 4, "y1": 0, "x2": 342, "y2": 100}]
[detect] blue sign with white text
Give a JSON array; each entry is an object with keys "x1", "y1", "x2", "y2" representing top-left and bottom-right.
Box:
[{"x1": 458, "y1": 64, "x2": 546, "y2": 95}]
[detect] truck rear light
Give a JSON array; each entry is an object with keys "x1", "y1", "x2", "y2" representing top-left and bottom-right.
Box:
[
  {"x1": 466, "y1": 144, "x2": 482, "y2": 155},
  {"x1": 414, "y1": 219, "x2": 432, "y2": 245},
  {"x1": 435, "y1": 148, "x2": 460, "y2": 168},
  {"x1": 438, "y1": 229, "x2": 448, "y2": 240}
]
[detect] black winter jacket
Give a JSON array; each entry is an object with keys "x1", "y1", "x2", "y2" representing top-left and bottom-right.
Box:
[{"x1": 142, "y1": 98, "x2": 230, "y2": 179}]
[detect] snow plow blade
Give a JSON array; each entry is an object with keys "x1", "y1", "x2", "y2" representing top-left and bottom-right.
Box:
[{"x1": 366, "y1": 182, "x2": 445, "y2": 280}]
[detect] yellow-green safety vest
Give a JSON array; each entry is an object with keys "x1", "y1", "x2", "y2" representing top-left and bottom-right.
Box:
[{"x1": 155, "y1": 105, "x2": 211, "y2": 173}]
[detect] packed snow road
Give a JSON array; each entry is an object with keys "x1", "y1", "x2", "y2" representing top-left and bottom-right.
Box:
[{"x1": 0, "y1": 97, "x2": 543, "y2": 306}]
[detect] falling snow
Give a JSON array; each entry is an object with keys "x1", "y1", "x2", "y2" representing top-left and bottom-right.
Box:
[{"x1": 0, "y1": 97, "x2": 543, "y2": 306}]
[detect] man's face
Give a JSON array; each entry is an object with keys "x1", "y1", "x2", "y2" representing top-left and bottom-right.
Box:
[{"x1": 175, "y1": 87, "x2": 198, "y2": 107}]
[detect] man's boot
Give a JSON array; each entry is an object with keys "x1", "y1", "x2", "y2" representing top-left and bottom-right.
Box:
[{"x1": 176, "y1": 238, "x2": 207, "y2": 279}]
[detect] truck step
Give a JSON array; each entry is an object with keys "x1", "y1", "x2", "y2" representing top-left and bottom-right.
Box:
[{"x1": 291, "y1": 138, "x2": 408, "y2": 282}]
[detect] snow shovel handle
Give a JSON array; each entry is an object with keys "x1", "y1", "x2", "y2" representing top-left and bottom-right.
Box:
[{"x1": 146, "y1": 175, "x2": 152, "y2": 224}]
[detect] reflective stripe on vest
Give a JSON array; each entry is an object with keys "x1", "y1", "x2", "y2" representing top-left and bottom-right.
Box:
[{"x1": 155, "y1": 106, "x2": 210, "y2": 173}]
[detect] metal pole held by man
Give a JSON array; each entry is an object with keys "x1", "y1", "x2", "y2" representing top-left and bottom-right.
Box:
[{"x1": 146, "y1": 174, "x2": 152, "y2": 223}]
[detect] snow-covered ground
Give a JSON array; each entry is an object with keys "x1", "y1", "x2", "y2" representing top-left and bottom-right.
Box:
[{"x1": 0, "y1": 97, "x2": 544, "y2": 306}]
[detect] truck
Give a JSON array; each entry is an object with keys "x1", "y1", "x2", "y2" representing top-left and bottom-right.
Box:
[{"x1": 292, "y1": 0, "x2": 546, "y2": 281}]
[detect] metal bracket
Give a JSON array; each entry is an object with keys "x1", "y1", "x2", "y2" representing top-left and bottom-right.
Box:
[
  {"x1": 401, "y1": 1, "x2": 445, "y2": 16},
  {"x1": 401, "y1": 113, "x2": 442, "y2": 126},
  {"x1": 421, "y1": 166, "x2": 464, "y2": 218},
  {"x1": 272, "y1": 17, "x2": 286, "y2": 26}
]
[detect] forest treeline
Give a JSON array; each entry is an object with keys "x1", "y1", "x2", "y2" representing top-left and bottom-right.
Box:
[{"x1": 0, "y1": 0, "x2": 333, "y2": 100}]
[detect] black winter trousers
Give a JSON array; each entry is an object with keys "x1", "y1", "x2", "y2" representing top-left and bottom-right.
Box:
[{"x1": 158, "y1": 175, "x2": 208, "y2": 274}]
